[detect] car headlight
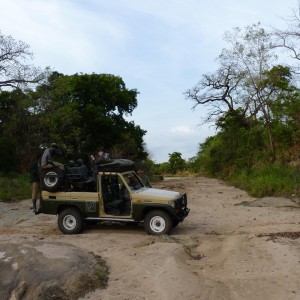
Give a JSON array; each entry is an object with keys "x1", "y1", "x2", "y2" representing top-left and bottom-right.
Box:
[{"x1": 168, "y1": 200, "x2": 176, "y2": 208}]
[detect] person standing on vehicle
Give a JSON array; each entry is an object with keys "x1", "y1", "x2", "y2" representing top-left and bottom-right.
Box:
[
  {"x1": 29, "y1": 154, "x2": 42, "y2": 214},
  {"x1": 40, "y1": 143, "x2": 64, "y2": 169}
]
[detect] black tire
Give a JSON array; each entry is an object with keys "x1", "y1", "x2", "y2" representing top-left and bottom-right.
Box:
[
  {"x1": 58, "y1": 208, "x2": 83, "y2": 234},
  {"x1": 144, "y1": 210, "x2": 172, "y2": 235},
  {"x1": 41, "y1": 167, "x2": 64, "y2": 192}
]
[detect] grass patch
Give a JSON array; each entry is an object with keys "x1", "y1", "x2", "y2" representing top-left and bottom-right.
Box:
[
  {"x1": 228, "y1": 165, "x2": 300, "y2": 197},
  {"x1": 0, "y1": 173, "x2": 31, "y2": 202}
]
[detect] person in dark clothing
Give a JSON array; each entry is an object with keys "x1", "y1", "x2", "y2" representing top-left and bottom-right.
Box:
[
  {"x1": 137, "y1": 170, "x2": 152, "y2": 188},
  {"x1": 40, "y1": 143, "x2": 64, "y2": 169},
  {"x1": 29, "y1": 155, "x2": 42, "y2": 214},
  {"x1": 128, "y1": 175, "x2": 142, "y2": 190}
]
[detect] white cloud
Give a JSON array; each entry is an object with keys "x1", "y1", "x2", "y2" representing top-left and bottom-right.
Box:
[{"x1": 170, "y1": 125, "x2": 195, "y2": 135}]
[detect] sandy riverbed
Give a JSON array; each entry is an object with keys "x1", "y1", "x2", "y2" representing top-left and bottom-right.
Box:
[{"x1": 0, "y1": 176, "x2": 299, "y2": 300}]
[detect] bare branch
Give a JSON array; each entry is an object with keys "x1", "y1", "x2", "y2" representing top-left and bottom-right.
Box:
[{"x1": 0, "y1": 31, "x2": 45, "y2": 90}]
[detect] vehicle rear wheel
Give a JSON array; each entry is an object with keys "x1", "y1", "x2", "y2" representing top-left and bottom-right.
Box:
[
  {"x1": 144, "y1": 210, "x2": 172, "y2": 235},
  {"x1": 40, "y1": 167, "x2": 64, "y2": 192},
  {"x1": 58, "y1": 208, "x2": 83, "y2": 234}
]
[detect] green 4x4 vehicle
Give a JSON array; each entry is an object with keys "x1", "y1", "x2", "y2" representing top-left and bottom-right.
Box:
[{"x1": 40, "y1": 159, "x2": 190, "y2": 235}]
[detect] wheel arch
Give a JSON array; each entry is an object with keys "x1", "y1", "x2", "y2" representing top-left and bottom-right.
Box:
[
  {"x1": 132, "y1": 204, "x2": 175, "y2": 221},
  {"x1": 57, "y1": 204, "x2": 83, "y2": 216}
]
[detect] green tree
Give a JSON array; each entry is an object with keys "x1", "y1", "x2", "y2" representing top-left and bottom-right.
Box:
[
  {"x1": 186, "y1": 24, "x2": 296, "y2": 165},
  {"x1": 157, "y1": 162, "x2": 171, "y2": 174},
  {"x1": 0, "y1": 31, "x2": 48, "y2": 172},
  {"x1": 31, "y1": 72, "x2": 147, "y2": 161},
  {"x1": 267, "y1": 67, "x2": 300, "y2": 160},
  {"x1": 168, "y1": 152, "x2": 185, "y2": 174},
  {"x1": 0, "y1": 71, "x2": 148, "y2": 172},
  {"x1": 0, "y1": 32, "x2": 148, "y2": 172},
  {"x1": 0, "y1": 89, "x2": 45, "y2": 171},
  {"x1": 185, "y1": 156, "x2": 201, "y2": 174},
  {"x1": 195, "y1": 136, "x2": 224, "y2": 176}
]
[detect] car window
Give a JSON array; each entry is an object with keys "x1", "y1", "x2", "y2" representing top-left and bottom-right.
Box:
[{"x1": 123, "y1": 172, "x2": 144, "y2": 191}]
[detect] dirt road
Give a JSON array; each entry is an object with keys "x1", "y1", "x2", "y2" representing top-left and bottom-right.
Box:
[{"x1": 0, "y1": 177, "x2": 299, "y2": 300}]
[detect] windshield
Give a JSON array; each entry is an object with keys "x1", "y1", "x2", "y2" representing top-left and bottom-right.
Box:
[{"x1": 123, "y1": 172, "x2": 144, "y2": 191}]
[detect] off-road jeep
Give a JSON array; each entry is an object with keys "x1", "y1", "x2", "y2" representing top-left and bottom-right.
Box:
[{"x1": 40, "y1": 159, "x2": 190, "y2": 235}]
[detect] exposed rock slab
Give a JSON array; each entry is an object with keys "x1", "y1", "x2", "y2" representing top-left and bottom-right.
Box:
[{"x1": 0, "y1": 241, "x2": 108, "y2": 300}]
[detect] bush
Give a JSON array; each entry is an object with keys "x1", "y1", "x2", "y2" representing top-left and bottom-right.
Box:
[
  {"x1": 0, "y1": 173, "x2": 31, "y2": 202},
  {"x1": 228, "y1": 165, "x2": 300, "y2": 197}
]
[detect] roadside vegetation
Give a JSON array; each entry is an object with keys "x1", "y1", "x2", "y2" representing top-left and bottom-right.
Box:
[
  {"x1": 155, "y1": 154, "x2": 300, "y2": 198},
  {"x1": 227, "y1": 166, "x2": 300, "y2": 198},
  {"x1": 1, "y1": 2, "x2": 300, "y2": 201},
  {"x1": 0, "y1": 173, "x2": 31, "y2": 202},
  {"x1": 182, "y1": 10, "x2": 300, "y2": 198}
]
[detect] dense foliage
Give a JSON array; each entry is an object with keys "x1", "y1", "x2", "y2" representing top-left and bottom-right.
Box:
[
  {"x1": 0, "y1": 31, "x2": 148, "y2": 173},
  {"x1": 156, "y1": 152, "x2": 186, "y2": 174},
  {"x1": 0, "y1": 72, "x2": 148, "y2": 172},
  {"x1": 185, "y1": 20, "x2": 300, "y2": 196}
]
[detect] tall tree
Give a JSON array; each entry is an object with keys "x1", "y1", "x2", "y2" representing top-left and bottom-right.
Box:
[
  {"x1": 32, "y1": 72, "x2": 147, "y2": 161},
  {"x1": 0, "y1": 31, "x2": 45, "y2": 89},
  {"x1": 186, "y1": 24, "x2": 281, "y2": 159},
  {"x1": 0, "y1": 88, "x2": 50, "y2": 171},
  {"x1": 168, "y1": 152, "x2": 185, "y2": 174}
]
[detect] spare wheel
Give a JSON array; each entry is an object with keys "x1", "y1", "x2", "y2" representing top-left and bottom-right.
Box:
[{"x1": 41, "y1": 167, "x2": 64, "y2": 192}]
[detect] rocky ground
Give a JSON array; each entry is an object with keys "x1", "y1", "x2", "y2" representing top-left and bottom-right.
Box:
[{"x1": 0, "y1": 176, "x2": 300, "y2": 300}]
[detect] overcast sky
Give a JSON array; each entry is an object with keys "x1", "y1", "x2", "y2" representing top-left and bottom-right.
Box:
[{"x1": 0, "y1": 0, "x2": 297, "y2": 162}]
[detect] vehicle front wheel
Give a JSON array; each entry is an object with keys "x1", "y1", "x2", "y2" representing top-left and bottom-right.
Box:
[
  {"x1": 58, "y1": 208, "x2": 83, "y2": 234},
  {"x1": 144, "y1": 210, "x2": 172, "y2": 235}
]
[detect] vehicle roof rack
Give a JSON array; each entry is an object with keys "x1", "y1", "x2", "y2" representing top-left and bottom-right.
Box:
[{"x1": 95, "y1": 159, "x2": 135, "y2": 172}]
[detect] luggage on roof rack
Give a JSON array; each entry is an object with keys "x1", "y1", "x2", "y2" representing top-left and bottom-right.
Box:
[{"x1": 96, "y1": 159, "x2": 135, "y2": 172}]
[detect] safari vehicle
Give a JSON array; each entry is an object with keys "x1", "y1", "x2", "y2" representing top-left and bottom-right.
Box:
[{"x1": 40, "y1": 159, "x2": 190, "y2": 235}]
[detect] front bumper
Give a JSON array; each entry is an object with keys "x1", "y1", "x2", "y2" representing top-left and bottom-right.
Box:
[
  {"x1": 176, "y1": 207, "x2": 190, "y2": 222},
  {"x1": 174, "y1": 193, "x2": 189, "y2": 222}
]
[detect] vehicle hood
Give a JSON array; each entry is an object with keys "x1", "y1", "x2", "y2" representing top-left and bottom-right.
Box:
[{"x1": 132, "y1": 187, "x2": 181, "y2": 202}]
